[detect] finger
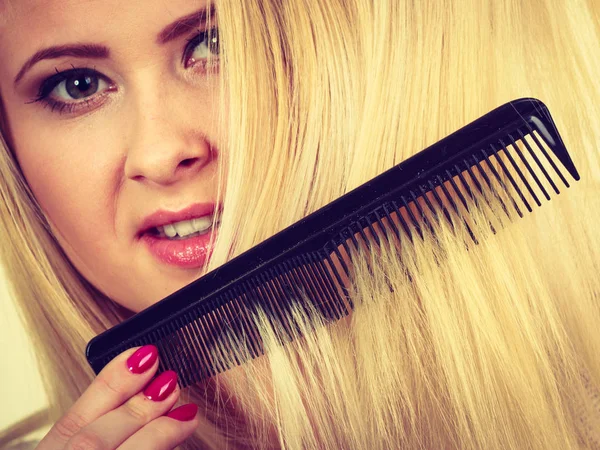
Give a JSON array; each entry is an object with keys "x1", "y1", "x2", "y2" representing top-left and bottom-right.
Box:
[
  {"x1": 118, "y1": 404, "x2": 199, "y2": 450},
  {"x1": 70, "y1": 371, "x2": 180, "y2": 449},
  {"x1": 38, "y1": 345, "x2": 159, "y2": 449}
]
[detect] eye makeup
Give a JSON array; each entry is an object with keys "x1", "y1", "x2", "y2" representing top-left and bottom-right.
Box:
[
  {"x1": 27, "y1": 67, "x2": 115, "y2": 114},
  {"x1": 26, "y1": 26, "x2": 220, "y2": 116},
  {"x1": 182, "y1": 27, "x2": 220, "y2": 69}
]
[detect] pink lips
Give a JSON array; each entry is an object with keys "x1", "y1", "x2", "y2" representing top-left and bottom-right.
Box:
[{"x1": 138, "y1": 203, "x2": 219, "y2": 269}]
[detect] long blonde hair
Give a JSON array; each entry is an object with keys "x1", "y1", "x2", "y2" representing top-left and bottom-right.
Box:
[{"x1": 1, "y1": 0, "x2": 599, "y2": 448}]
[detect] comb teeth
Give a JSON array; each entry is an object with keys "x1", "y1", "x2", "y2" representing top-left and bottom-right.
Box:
[{"x1": 87, "y1": 98, "x2": 580, "y2": 386}]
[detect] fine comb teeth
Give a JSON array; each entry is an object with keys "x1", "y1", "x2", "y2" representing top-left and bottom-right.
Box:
[{"x1": 87, "y1": 98, "x2": 580, "y2": 386}]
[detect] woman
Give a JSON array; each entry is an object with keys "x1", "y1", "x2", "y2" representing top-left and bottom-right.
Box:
[{"x1": 1, "y1": 0, "x2": 599, "y2": 448}]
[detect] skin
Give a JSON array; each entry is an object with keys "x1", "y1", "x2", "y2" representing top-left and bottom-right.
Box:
[
  {"x1": 0, "y1": 1, "x2": 227, "y2": 446},
  {"x1": 35, "y1": 347, "x2": 201, "y2": 449},
  {"x1": 0, "y1": 0, "x2": 225, "y2": 313}
]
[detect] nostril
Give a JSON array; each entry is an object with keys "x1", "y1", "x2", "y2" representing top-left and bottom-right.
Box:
[{"x1": 179, "y1": 157, "x2": 198, "y2": 168}]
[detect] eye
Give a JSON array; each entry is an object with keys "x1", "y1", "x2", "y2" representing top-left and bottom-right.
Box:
[
  {"x1": 28, "y1": 68, "x2": 114, "y2": 115},
  {"x1": 59, "y1": 72, "x2": 104, "y2": 99},
  {"x1": 32, "y1": 68, "x2": 111, "y2": 104},
  {"x1": 183, "y1": 28, "x2": 220, "y2": 69}
]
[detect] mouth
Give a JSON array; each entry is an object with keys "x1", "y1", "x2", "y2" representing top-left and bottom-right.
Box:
[
  {"x1": 138, "y1": 203, "x2": 222, "y2": 269},
  {"x1": 146, "y1": 213, "x2": 221, "y2": 240},
  {"x1": 138, "y1": 203, "x2": 222, "y2": 239}
]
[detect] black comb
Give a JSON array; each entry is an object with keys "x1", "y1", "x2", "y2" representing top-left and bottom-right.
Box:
[{"x1": 86, "y1": 98, "x2": 579, "y2": 386}]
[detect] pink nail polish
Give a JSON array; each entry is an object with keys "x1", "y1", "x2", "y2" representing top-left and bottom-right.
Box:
[
  {"x1": 167, "y1": 404, "x2": 198, "y2": 421},
  {"x1": 144, "y1": 371, "x2": 178, "y2": 401},
  {"x1": 126, "y1": 345, "x2": 158, "y2": 374}
]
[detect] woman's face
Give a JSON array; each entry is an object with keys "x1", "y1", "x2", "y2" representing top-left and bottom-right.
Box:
[{"x1": 0, "y1": 0, "x2": 225, "y2": 312}]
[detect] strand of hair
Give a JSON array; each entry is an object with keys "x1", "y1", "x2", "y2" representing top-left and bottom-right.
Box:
[
  {"x1": 191, "y1": 310, "x2": 217, "y2": 379},
  {"x1": 314, "y1": 254, "x2": 350, "y2": 318},
  {"x1": 528, "y1": 128, "x2": 570, "y2": 188},
  {"x1": 363, "y1": 215, "x2": 382, "y2": 249},
  {"x1": 480, "y1": 148, "x2": 523, "y2": 217},
  {"x1": 408, "y1": 190, "x2": 435, "y2": 235},
  {"x1": 298, "y1": 255, "x2": 330, "y2": 319},
  {"x1": 517, "y1": 129, "x2": 560, "y2": 194},
  {"x1": 294, "y1": 257, "x2": 326, "y2": 317},
  {"x1": 185, "y1": 309, "x2": 213, "y2": 381},
  {"x1": 280, "y1": 260, "x2": 312, "y2": 338},
  {"x1": 470, "y1": 155, "x2": 512, "y2": 220},
  {"x1": 323, "y1": 250, "x2": 352, "y2": 308},
  {"x1": 273, "y1": 268, "x2": 302, "y2": 334},
  {"x1": 372, "y1": 210, "x2": 392, "y2": 246},
  {"x1": 254, "y1": 271, "x2": 287, "y2": 337},
  {"x1": 424, "y1": 180, "x2": 451, "y2": 228},
  {"x1": 231, "y1": 284, "x2": 262, "y2": 359},
  {"x1": 361, "y1": 216, "x2": 397, "y2": 293},
  {"x1": 186, "y1": 315, "x2": 209, "y2": 385},
  {"x1": 399, "y1": 195, "x2": 424, "y2": 239},
  {"x1": 381, "y1": 203, "x2": 403, "y2": 243},
  {"x1": 221, "y1": 294, "x2": 249, "y2": 368},
  {"x1": 307, "y1": 254, "x2": 342, "y2": 313},
  {"x1": 345, "y1": 225, "x2": 362, "y2": 253},
  {"x1": 498, "y1": 139, "x2": 540, "y2": 206},
  {"x1": 304, "y1": 254, "x2": 343, "y2": 321},
  {"x1": 444, "y1": 170, "x2": 469, "y2": 212},
  {"x1": 354, "y1": 218, "x2": 376, "y2": 251},
  {"x1": 391, "y1": 200, "x2": 414, "y2": 239},
  {"x1": 417, "y1": 186, "x2": 440, "y2": 223},
  {"x1": 261, "y1": 267, "x2": 294, "y2": 341},
  {"x1": 202, "y1": 306, "x2": 229, "y2": 375},
  {"x1": 454, "y1": 164, "x2": 498, "y2": 234},
  {"x1": 197, "y1": 308, "x2": 224, "y2": 382},
  {"x1": 338, "y1": 238, "x2": 354, "y2": 273},
  {"x1": 437, "y1": 174, "x2": 478, "y2": 244},
  {"x1": 176, "y1": 317, "x2": 196, "y2": 386},
  {"x1": 489, "y1": 143, "x2": 532, "y2": 212}
]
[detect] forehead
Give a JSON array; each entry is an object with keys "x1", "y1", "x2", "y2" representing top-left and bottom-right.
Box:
[
  {"x1": 0, "y1": 1, "x2": 14, "y2": 27},
  {"x1": 0, "y1": 0, "x2": 208, "y2": 79},
  {"x1": 0, "y1": 0, "x2": 202, "y2": 35}
]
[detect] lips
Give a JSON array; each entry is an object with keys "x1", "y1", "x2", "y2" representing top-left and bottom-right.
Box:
[
  {"x1": 138, "y1": 203, "x2": 220, "y2": 269},
  {"x1": 138, "y1": 203, "x2": 218, "y2": 237}
]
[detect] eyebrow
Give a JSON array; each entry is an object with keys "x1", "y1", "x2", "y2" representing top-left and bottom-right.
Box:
[
  {"x1": 14, "y1": 44, "x2": 109, "y2": 85},
  {"x1": 157, "y1": 5, "x2": 215, "y2": 45},
  {"x1": 13, "y1": 5, "x2": 215, "y2": 87}
]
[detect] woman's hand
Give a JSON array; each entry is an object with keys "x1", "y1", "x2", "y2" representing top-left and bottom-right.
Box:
[{"x1": 36, "y1": 345, "x2": 198, "y2": 449}]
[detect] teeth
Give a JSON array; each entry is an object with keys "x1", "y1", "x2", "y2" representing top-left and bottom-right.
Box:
[
  {"x1": 174, "y1": 221, "x2": 195, "y2": 237},
  {"x1": 192, "y1": 217, "x2": 212, "y2": 232},
  {"x1": 163, "y1": 224, "x2": 177, "y2": 238},
  {"x1": 192, "y1": 217, "x2": 211, "y2": 231},
  {"x1": 156, "y1": 215, "x2": 217, "y2": 239}
]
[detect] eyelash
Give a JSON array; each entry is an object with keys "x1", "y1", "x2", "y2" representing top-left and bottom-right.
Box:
[
  {"x1": 28, "y1": 28, "x2": 220, "y2": 115},
  {"x1": 183, "y1": 28, "x2": 220, "y2": 69}
]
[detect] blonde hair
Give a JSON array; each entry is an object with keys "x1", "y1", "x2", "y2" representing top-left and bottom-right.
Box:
[{"x1": 1, "y1": 0, "x2": 599, "y2": 448}]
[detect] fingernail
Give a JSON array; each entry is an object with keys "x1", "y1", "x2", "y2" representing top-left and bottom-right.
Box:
[
  {"x1": 126, "y1": 345, "x2": 158, "y2": 374},
  {"x1": 144, "y1": 371, "x2": 178, "y2": 401},
  {"x1": 167, "y1": 404, "x2": 198, "y2": 422}
]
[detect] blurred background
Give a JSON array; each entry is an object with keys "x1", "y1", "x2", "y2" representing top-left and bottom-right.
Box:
[{"x1": 0, "y1": 266, "x2": 48, "y2": 435}]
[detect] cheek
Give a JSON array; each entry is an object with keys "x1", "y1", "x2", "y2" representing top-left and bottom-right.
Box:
[{"x1": 13, "y1": 118, "x2": 120, "y2": 252}]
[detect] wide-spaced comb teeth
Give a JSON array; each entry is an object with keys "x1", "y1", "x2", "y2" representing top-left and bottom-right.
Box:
[{"x1": 87, "y1": 98, "x2": 580, "y2": 386}]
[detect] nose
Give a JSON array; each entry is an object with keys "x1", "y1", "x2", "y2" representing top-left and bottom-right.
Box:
[{"x1": 123, "y1": 98, "x2": 214, "y2": 186}]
